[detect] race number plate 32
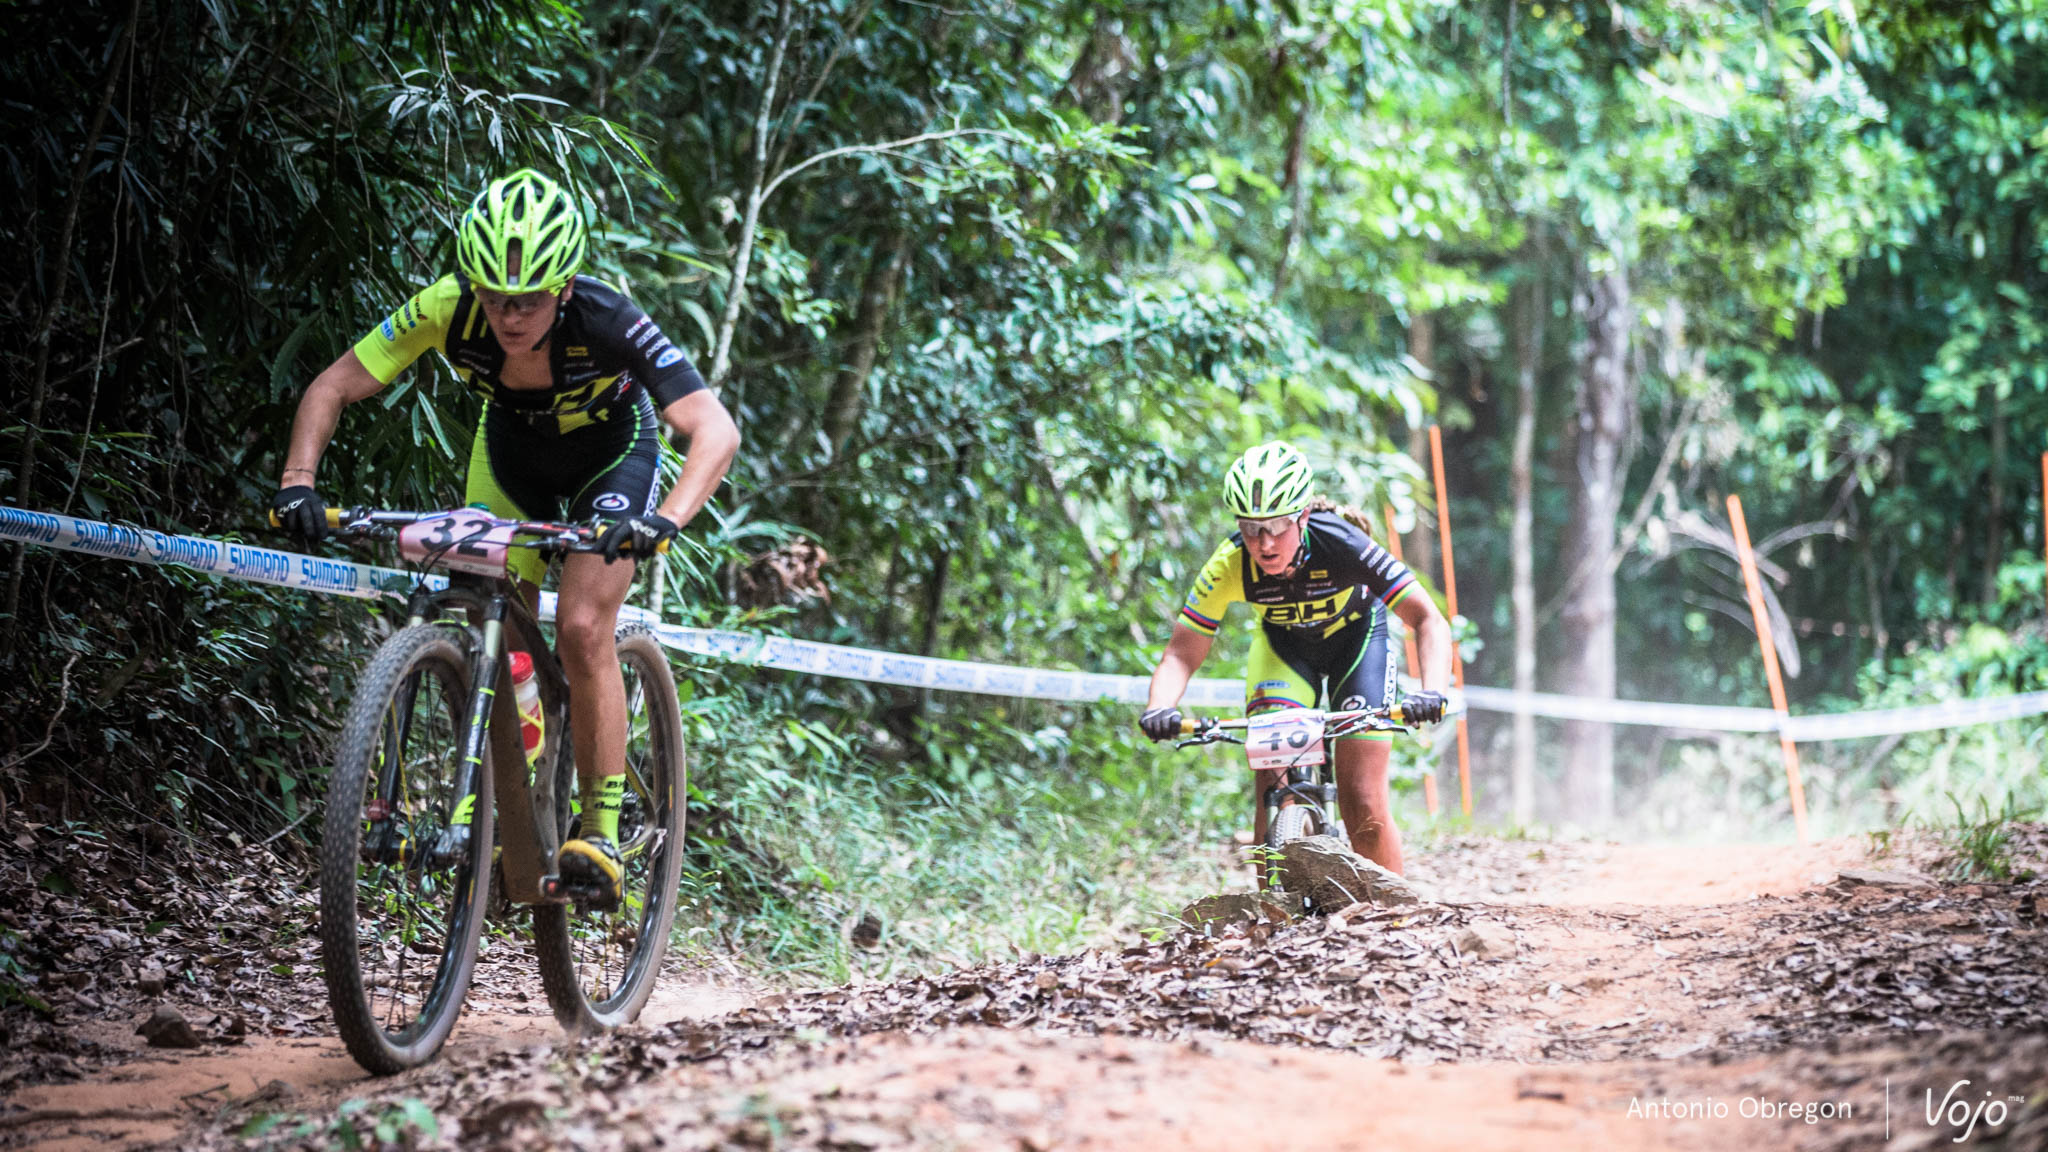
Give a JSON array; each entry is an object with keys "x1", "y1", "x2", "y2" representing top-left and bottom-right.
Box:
[
  {"x1": 398, "y1": 512, "x2": 516, "y2": 577},
  {"x1": 1244, "y1": 709, "x2": 1327, "y2": 772}
]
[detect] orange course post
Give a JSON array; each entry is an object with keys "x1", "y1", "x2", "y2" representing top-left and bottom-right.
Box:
[
  {"x1": 1726, "y1": 494, "x2": 1810, "y2": 843},
  {"x1": 1382, "y1": 504, "x2": 1439, "y2": 817},
  {"x1": 1427, "y1": 425, "x2": 1473, "y2": 817}
]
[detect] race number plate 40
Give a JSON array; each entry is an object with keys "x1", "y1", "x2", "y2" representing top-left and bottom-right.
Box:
[
  {"x1": 398, "y1": 512, "x2": 516, "y2": 577},
  {"x1": 1244, "y1": 709, "x2": 1327, "y2": 772}
]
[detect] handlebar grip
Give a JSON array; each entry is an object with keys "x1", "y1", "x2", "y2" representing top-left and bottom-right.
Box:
[
  {"x1": 1179, "y1": 715, "x2": 1198, "y2": 736},
  {"x1": 267, "y1": 506, "x2": 347, "y2": 530}
]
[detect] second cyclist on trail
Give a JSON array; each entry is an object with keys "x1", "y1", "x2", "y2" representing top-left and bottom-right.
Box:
[
  {"x1": 1140, "y1": 442, "x2": 1454, "y2": 875},
  {"x1": 273, "y1": 169, "x2": 739, "y2": 905}
]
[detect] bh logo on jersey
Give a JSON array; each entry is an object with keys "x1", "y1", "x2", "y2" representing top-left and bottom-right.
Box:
[
  {"x1": 592, "y1": 493, "x2": 631, "y2": 514},
  {"x1": 1265, "y1": 595, "x2": 1344, "y2": 626}
]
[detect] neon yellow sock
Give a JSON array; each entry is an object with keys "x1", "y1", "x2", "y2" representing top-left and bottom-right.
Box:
[{"x1": 582, "y1": 774, "x2": 624, "y2": 843}]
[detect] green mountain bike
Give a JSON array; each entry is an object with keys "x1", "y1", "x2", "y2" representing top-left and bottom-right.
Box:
[{"x1": 287, "y1": 506, "x2": 686, "y2": 1074}]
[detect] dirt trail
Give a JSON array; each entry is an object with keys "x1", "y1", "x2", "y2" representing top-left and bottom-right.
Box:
[
  {"x1": 1, "y1": 972, "x2": 750, "y2": 1151},
  {"x1": 6, "y1": 834, "x2": 2045, "y2": 1151}
]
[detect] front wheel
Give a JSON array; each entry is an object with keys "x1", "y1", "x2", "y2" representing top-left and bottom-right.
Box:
[
  {"x1": 1265, "y1": 802, "x2": 1328, "y2": 851},
  {"x1": 533, "y1": 625, "x2": 686, "y2": 1035},
  {"x1": 320, "y1": 624, "x2": 492, "y2": 1075}
]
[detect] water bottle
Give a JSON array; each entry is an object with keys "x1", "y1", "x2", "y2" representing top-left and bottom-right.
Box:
[{"x1": 509, "y1": 650, "x2": 546, "y2": 770}]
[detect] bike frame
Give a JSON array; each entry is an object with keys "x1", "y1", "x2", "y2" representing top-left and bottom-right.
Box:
[
  {"x1": 338, "y1": 507, "x2": 609, "y2": 906},
  {"x1": 398, "y1": 576, "x2": 568, "y2": 904}
]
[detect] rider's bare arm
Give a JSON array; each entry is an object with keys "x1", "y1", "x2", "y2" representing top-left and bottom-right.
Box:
[
  {"x1": 280, "y1": 349, "x2": 387, "y2": 487},
  {"x1": 1394, "y1": 591, "x2": 1453, "y2": 693},
  {"x1": 1146, "y1": 622, "x2": 1215, "y2": 711},
  {"x1": 652, "y1": 390, "x2": 740, "y2": 527}
]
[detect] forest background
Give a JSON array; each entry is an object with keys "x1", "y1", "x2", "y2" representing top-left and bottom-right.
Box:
[{"x1": 4, "y1": 0, "x2": 2047, "y2": 979}]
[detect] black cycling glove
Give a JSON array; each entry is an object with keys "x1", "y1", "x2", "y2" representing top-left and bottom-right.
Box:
[
  {"x1": 597, "y1": 512, "x2": 678, "y2": 564},
  {"x1": 272, "y1": 485, "x2": 327, "y2": 544},
  {"x1": 1139, "y1": 707, "x2": 1184, "y2": 742},
  {"x1": 1401, "y1": 690, "x2": 1449, "y2": 725}
]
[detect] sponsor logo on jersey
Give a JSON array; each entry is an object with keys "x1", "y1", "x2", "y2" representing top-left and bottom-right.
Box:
[
  {"x1": 567, "y1": 346, "x2": 588, "y2": 356},
  {"x1": 592, "y1": 493, "x2": 631, "y2": 513},
  {"x1": 625, "y1": 316, "x2": 650, "y2": 339},
  {"x1": 1311, "y1": 570, "x2": 1327, "y2": 578},
  {"x1": 379, "y1": 319, "x2": 396, "y2": 341},
  {"x1": 653, "y1": 347, "x2": 683, "y2": 369},
  {"x1": 1263, "y1": 597, "x2": 1345, "y2": 626}
]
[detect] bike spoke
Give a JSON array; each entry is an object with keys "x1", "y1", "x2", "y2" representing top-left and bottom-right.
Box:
[{"x1": 351, "y1": 658, "x2": 467, "y2": 1045}]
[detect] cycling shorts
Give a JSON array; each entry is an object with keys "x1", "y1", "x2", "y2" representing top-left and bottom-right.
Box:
[
  {"x1": 464, "y1": 392, "x2": 661, "y2": 585},
  {"x1": 1244, "y1": 605, "x2": 1397, "y2": 743}
]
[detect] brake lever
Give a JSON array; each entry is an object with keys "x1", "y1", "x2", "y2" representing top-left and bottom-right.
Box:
[{"x1": 1173, "y1": 732, "x2": 1243, "y2": 748}]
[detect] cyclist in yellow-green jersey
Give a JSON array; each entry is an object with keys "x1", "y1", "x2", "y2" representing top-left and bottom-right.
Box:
[
  {"x1": 273, "y1": 170, "x2": 739, "y2": 904},
  {"x1": 1140, "y1": 442, "x2": 1454, "y2": 875}
]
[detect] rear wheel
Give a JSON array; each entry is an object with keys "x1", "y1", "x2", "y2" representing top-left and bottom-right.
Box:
[
  {"x1": 533, "y1": 625, "x2": 685, "y2": 1035},
  {"x1": 320, "y1": 624, "x2": 491, "y2": 1074}
]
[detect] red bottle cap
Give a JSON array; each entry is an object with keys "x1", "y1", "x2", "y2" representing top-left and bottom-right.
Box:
[{"x1": 509, "y1": 650, "x2": 534, "y2": 679}]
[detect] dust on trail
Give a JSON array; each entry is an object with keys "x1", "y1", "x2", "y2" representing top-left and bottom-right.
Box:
[{"x1": 7, "y1": 833, "x2": 2046, "y2": 1151}]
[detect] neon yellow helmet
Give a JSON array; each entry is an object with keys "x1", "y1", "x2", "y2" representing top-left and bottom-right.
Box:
[
  {"x1": 1224, "y1": 441, "x2": 1315, "y2": 518},
  {"x1": 454, "y1": 169, "x2": 587, "y2": 293}
]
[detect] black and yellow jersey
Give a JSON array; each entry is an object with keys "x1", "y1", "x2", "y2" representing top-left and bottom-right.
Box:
[
  {"x1": 1179, "y1": 510, "x2": 1419, "y2": 638},
  {"x1": 352, "y1": 274, "x2": 706, "y2": 434}
]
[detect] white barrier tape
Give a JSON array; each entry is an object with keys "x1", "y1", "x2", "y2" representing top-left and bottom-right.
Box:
[
  {"x1": 1780, "y1": 690, "x2": 2048, "y2": 742},
  {"x1": 0, "y1": 505, "x2": 444, "y2": 601},
  {"x1": 1461, "y1": 685, "x2": 1782, "y2": 732},
  {"x1": 641, "y1": 621, "x2": 1243, "y2": 707},
  {"x1": 10, "y1": 506, "x2": 2048, "y2": 741}
]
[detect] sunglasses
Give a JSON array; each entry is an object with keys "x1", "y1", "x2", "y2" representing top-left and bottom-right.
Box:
[
  {"x1": 1236, "y1": 512, "x2": 1302, "y2": 541},
  {"x1": 474, "y1": 286, "x2": 562, "y2": 317}
]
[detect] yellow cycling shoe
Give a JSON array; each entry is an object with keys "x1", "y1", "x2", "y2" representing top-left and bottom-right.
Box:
[{"x1": 555, "y1": 835, "x2": 623, "y2": 909}]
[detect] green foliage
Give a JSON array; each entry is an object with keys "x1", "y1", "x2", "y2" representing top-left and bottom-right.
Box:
[
  {"x1": 1939, "y1": 792, "x2": 2036, "y2": 882},
  {"x1": 669, "y1": 662, "x2": 1239, "y2": 979},
  {"x1": 9, "y1": 0, "x2": 2048, "y2": 971}
]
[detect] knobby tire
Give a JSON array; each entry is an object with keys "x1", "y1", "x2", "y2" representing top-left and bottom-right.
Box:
[
  {"x1": 533, "y1": 624, "x2": 685, "y2": 1035},
  {"x1": 1266, "y1": 802, "x2": 1325, "y2": 851},
  {"x1": 319, "y1": 624, "x2": 492, "y2": 1075}
]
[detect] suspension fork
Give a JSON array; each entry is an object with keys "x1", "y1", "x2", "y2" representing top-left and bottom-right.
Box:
[
  {"x1": 361, "y1": 605, "x2": 443, "y2": 867},
  {"x1": 428, "y1": 597, "x2": 507, "y2": 869}
]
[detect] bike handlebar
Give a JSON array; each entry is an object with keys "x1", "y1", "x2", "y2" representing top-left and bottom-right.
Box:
[
  {"x1": 1175, "y1": 695, "x2": 1467, "y2": 740},
  {"x1": 268, "y1": 506, "x2": 671, "y2": 555}
]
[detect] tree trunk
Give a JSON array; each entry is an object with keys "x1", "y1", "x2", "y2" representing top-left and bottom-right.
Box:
[
  {"x1": 1510, "y1": 248, "x2": 1545, "y2": 826},
  {"x1": 1556, "y1": 256, "x2": 1632, "y2": 829},
  {"x1": 1405, "y1": 314, "x2": 1439, "y2": 587},
  {"x1": 875, "y1": 545, "x2": 903, "y2": 649},
  {"x1": 708, "y1": 0, "x2": 796, "y2": 395},
  {"x1": 1273, "y1": 97, "x2": 1311, "y2": 301},
  {"x1": 917, "y1": 544, "x2": 950, "y2": 660},
  {"x1": 823, "y1": 230, "x2": 911, "y2": 458},
  {"x1": 1983, "y1": 386, "x2": 2005, "y2": 609}
]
